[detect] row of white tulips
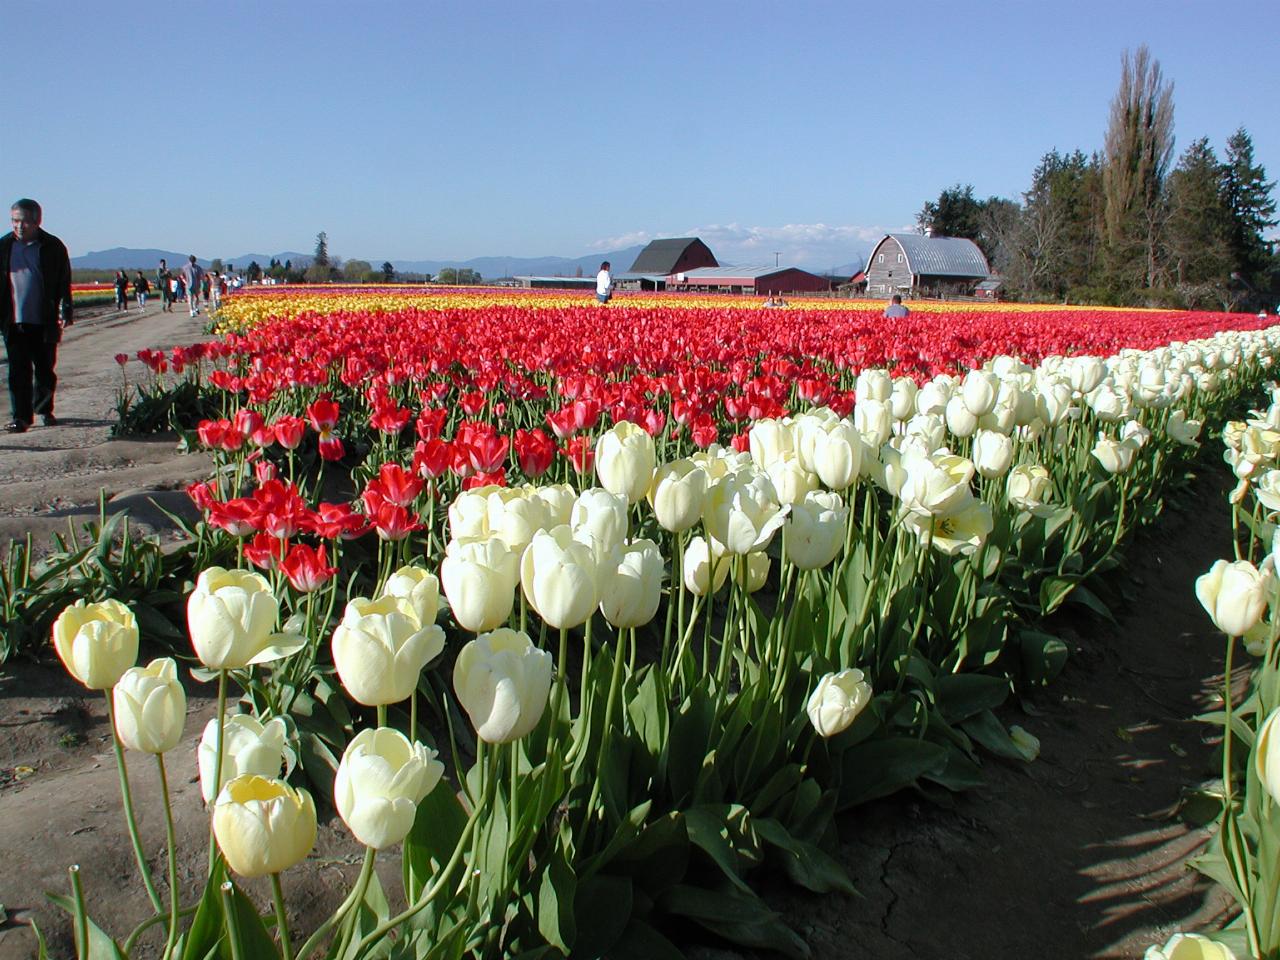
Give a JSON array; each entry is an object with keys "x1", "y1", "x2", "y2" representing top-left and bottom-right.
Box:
[{"x1": 40, "y1": 320, "x2": 1280, "y2": 958}]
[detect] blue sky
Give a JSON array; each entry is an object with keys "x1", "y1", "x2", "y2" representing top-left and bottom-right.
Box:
[{"x1": 4, "y1": 0, "x2": 1276, "y2": 268}]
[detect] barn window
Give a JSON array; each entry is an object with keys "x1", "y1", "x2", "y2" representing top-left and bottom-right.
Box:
[
  {"x1": 897, "y1": 254, "x2": 904, "y2": 263},
  {"x1": 877, "y1": 254, "x2": 884, "y2": 264}
]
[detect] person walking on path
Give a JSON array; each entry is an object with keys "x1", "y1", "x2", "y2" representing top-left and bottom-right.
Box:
[
  {"x1": 181, "y1": 255, "x2": 204, "y2": 318},
  {"x1": 157, "y1": 258, "x2": 174, "y2": 312},
  {"x1": 133, "y1": 270, "x2": 150, "y2": 310},
  {"x1": 0, "y1": 198, "x2": 72, "y2": 433},
  {"x1": 596, "y1": 261, "x2": 613, "y2": 305},
  {"x1": 113, "y1": 269, "x2": 129, "y2": 311}
]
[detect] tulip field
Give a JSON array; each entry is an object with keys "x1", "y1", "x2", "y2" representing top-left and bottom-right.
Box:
[{"x1": 27, "y1": 285, "x2": 1280, "y2": 959}]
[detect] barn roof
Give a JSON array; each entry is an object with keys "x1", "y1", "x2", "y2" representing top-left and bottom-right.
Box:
[
  {"x1": 629, "y1": 238, "x2": 717, "y2": 274},
  {"x1": 880, "y1": 234, "x2": 990, "y2": 278},
  {"x1": 679, "y1": 265, "x2": 796, "y2": 281}
]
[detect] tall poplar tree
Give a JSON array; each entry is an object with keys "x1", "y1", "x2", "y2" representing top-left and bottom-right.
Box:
[{"x1": 1101, "y1": 46, "x2": 1175, "y2": 293}]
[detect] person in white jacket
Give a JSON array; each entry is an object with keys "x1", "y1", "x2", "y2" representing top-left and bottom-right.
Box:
[{"x1": 596, "y1": 261, "x2": 613, "y2": 304}]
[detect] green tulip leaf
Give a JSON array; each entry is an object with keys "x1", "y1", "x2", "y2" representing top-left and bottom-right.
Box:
[
  {"x1": 176, "y1": 861, "x2": 228, "y2": 960},
  {"x1": 837, "y1": 737, "x2": 948, "y2": 809},
  {"x1": 537, "y1": 843, "x2": 577, "y2": 954},
  {"x1": 1018, "y1": 628, "x2": 1069, "y2": 684},
  {"x1": 403, "y1": 786, "x2": 469, "y2": 902},
  {"x1": 598, "y1": 919, "x2": 684, "y2": 960},
  {"x1": 46, "y1": 892, "x2": 127, "y2": 960},
  {"x1": 934, "y1": 674, "x2": 1010, "y2": 723},
  {"x1": 960, "y1": 709, "x2": 1025, "y2": 761},
  {"x1": 572, "y1": 874, "x2": 632, "y2": 957},
  {"x1": 658, "y1": 883, "x2": 810, "y2": 958},
  {"x1": 246, "y1": 631, "x2": 308, "y2": 665},
  {"x1": 754, "y1": 817, "x2": 856, "y2": 894}
]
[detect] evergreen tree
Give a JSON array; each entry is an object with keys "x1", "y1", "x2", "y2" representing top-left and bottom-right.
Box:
[
  {"x1": 381, "y1": 261, "x2": 396, "y2": 282},
  {"x1": 307, "y1": 232, "x2": 332, "y2": 283},
  {"x1": 1163, "y1": 137, "x2": 1233, "y2": 306},
  {"x1": 1221, "y1": 127, "x2": 1277, "y2": 290}
]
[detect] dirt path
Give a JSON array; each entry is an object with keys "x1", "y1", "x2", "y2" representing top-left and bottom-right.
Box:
[
  {"x1": 0, "y1": 311, "x2": 1244, "y2": 957},
  {"x1": 0, "y1": 301, "x2": 214, "y2": 552}
]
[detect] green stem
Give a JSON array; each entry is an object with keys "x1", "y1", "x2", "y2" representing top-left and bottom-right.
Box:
[
  {"x1": 1220, "y1": 634, "x2": 1262, "y2": 957},
  {"x1": 208, "y1": 670, "x2": 229, "y2": 874},
  {"x1": 377, "y1": 703, "x2": 388, "y2": 728},
  {"x1": 157, "y1": 755, "x2": 181, "y2": 960},
  {"x1": 221, "y1": 882, "x2": 244, "y2": 960},
  {"x1": 69, "y1": 865, "x2": 88, "y2": 960},
  {"x1": 271, "y1": 873, "x2": 293, "y2": 960},
  {"x1": 104, "y1": 692, "x2": 164, "y2": 912},
  {"x1": 298, "y1": 849, "x2": 376, "y2": 960},
  {"x1": 586, "y1": 628, "x2": 629, "y2": 825}
]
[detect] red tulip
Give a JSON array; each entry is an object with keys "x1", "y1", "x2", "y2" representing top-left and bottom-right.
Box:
[
  {"x1": 412, "y1": 438, "x2": 451, "y2": 478},
  {"x1": 564, "y1": 436, "x2": 595, "y2": 475},
  {"x1": 307, "y1": 397, "x2": 340, "y2": 432},
  {"x1": 243, "y1": 532, "x2": 288, "y2": 570},
  {"x1": 318, "y1": 434, "x2": 345, "y2": 461},
  {"x1": 272, "y1": 415, "x2": 306, "y2": 450},
  {"x1": 514, "y1": 428, "x2": 555, "y2": 477},
  {"x1": 281, "y1": 542, "x2": 337, "y2": 592},
  {"x1": 369, "y1": 500, "x2": 421, "y2": 541},
  {"x1": 311, "y1": 501, "x2": 369, "y2": 539}
]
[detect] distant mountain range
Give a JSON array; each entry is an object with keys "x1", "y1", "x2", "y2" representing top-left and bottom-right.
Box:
[{"x1": 73, "y1": 244, "x2": 864, "y2": 278}]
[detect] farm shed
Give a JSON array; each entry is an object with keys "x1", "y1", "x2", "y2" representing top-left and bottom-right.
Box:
[
  {"x1": 671, "y1": 265, "x2": 831, "y2": 295},
  {"x1": 865, "y1": 234, "x2": 989, "y2": 298},
  {"x1": 514, "y1": 276, "x2": 597, "y2": 290},
  {"x1": 628, "y1": 238, "x2": 719, "y2": 275},
  {"x1": 975, "y1": 278, "x2": 1005, "y2": 300}
]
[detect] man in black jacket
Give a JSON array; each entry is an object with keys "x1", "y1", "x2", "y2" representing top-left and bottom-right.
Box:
[{"x1": 1, "y1": 199, "x2": 72, "y2": 433}]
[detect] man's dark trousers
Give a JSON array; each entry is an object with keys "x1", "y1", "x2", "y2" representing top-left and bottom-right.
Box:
[{"x1": 4, "y1": 324, "x2": 58, "y2": 423}]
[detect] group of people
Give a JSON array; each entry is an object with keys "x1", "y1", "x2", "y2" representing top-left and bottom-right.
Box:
[
  {"x1": 1, "y1": 196, "x2": 234, "y2": 434},
  {"x1": 151, "y1": 256, "x2": 225, "y2": 317}
]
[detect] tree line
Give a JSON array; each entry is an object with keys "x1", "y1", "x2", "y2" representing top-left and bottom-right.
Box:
[
  {"x1": 239, "y1": 232, "x2": 484, "y2": 286},
  {"x1": 917, "y1": 46, "x2": 1277, "y2": 310}
]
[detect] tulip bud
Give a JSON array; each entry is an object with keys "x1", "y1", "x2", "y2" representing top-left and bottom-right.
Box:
[
  {"x1": 855, "y1": 369, "x2": 891, "y2": 404},
  {"x1": 570, "y1": 488, "x2": 629, "y2": 554},
  {"x1": 52, "y1": 598, "x2": 139, "y2": 690},
  {"x1": 213, "y1": 775, "x2": 316, "y2": 877},
  {"x1": 785, "y1": 491, "x2": 848, "y2": 570},
  {"x1": 1196, "y1": 559, "x2": 1272, "y2": 637},
  {"x1": 333, "y1": 596, "x2": 445, "y2": 706},
  {"x1": 521, "y1": 526, "x2": 601, "y2": 629},
  {"x1": 748, "y1": 418, "x2": 796, "y2": 470},
  {"x1": 812, "y1": 421, "x2": 863, "y2": 491},
  {"x1": 945, "y1": 395, "x2": 979, "y2": 439},
  {"x1": 806, "y1": 669, "x2": 872, "y2": 737},
  {"x1": 334, "y1": 728, "x2": 444, "y2": 849},
  {"x1": 1009, "y1": 725, "x2": 1040, "y2": 762},
  {"x1": 1254, "y1": 706, "x2": 1280, "y2": 806},
  {"x1": 441, "y1": 535, "x2": 520, "y2": 633},
  {"x1": 766, "y1": 451, "x2": 818, "y2": 506},
  {"x1": 1006, "y1": 464, "x2": 1052, "y2": 514},
  {"x1": 648, "y1": 459, "x2": 708, "y2": 532},
  {"x1": 853, "y1": 399, "x2": 892, "y2": 448},
  {"x1": 199, "y1": 713, "x2": 296, "y2": 803},
  {"x1": 961, "y1": 370, "x2": 998, "y2": 417},
  {"x1": 1143, "y1": 932, "x2": 1237, "y2": 960},
  {"x1": 744, "y1": 550, "x2": 770, "y2": 593},
  {"x1": 595, "y1": 421, "x2": 657, "y2": 504},
  {"x1": 898, "y1": 453, "x2": 975, "y2": 517},
  {"x1": 1091, "y1": 436, "x2": 1138, "y2": 475},
  {"x1": 453, "y1": 628, "x2": 553, "y2": 743},
  {"x1": 703, "y1": 472, "x2": 788, "y2": 556},
  {"x1": 599, "y1": 540, "x2": 664, "y2": 629},
  {"x1": 683, "y1": 536, "x2": 730, "y2": 596},
  {"x1": 188, "y1": 567, "x2": 291, "y2": 670},
  {"x1": 113, "y1": 658, "x2": 186, "y2": 754},
  {"x1": 972, "y1": 429, "x2": 1014, "y2": 479},
  {"x1": 379, "y1": 565, "x2": 441, "y2": 627}
]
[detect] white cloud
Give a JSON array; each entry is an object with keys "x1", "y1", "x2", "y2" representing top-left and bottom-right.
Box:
[{"x1": 594, "y1": 222, "x2": 915, "y2": 271}]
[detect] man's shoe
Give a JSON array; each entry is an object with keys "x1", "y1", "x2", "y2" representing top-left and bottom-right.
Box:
[
  {"x1": 5, "y1": 421, "x2": 27, "y2": 434},
  {"x1": 41, "y1": 414, "x2": 58, "y2": 427}
]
